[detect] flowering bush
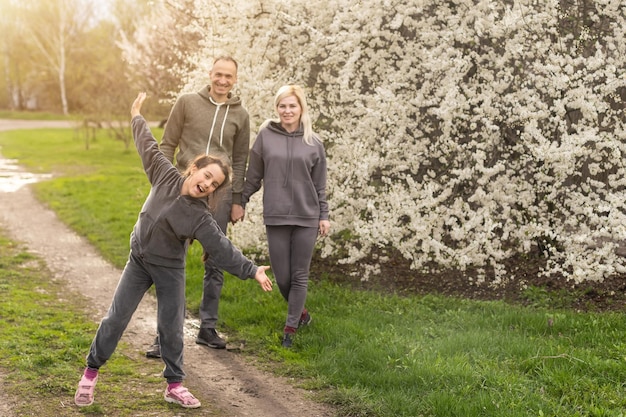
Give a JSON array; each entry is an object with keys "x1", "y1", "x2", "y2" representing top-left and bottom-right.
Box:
[{"x1": 130, "y1": 0, "x2": 626, "y2": 283}]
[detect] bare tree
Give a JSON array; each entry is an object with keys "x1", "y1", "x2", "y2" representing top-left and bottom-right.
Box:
[
  {"x1": 0, "y1": 0, "x2": 32, "y2": 109},
  {"x1": 15, "y1": 0, "x2": 95, "y2": 115},
  {"x1": 116, "y1": 0, "x2": 203, "y2": 106}
]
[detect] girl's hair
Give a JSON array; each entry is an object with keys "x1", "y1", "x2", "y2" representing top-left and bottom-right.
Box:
[
  {"x1": 183, "y1": 154, "x2": 232, "y2": 193},
  {"x1": 261, "y1": 84, "x2": 320, "y2": 145}
]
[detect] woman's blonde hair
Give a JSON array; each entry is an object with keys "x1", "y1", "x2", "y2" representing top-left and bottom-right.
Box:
[{"x1": 261, "y1": 84, "x2": 320, "y2": 145}]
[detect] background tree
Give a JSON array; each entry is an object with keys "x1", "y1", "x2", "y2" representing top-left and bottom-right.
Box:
[
  {"x1": 13, "y1": 0, "x2": 97, "y2": 115},
  {"x1": 4, "y1": 0, "x2": 626, "y2": 285},
  {"x1": 116, "y1": 0, "x2": 203, "y2": 116},
  {"x1": 0, "y1": 0, "x2": 39, "y2": 110},
  {"x1": 69, "y1": 18, "x2": 138, "y2": 148},
  {"x1": 207, "y1": 0, "x2": 626, "y2": 284}
]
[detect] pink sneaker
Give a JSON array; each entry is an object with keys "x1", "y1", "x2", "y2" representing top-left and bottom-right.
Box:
[
  {"x1": 74, "y1": 374, "x2": 98, "y2": 407},
  {"x1": 164, "y1": 385, "x2": 201, "y2": 408}
]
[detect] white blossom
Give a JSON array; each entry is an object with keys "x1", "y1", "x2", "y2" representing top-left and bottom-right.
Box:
[{"x1": 125, "y1": 0, "x2": 626, "y2": 285}]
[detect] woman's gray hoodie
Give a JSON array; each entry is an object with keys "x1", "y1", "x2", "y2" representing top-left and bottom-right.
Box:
[
  {"x1": 160, "y1": 86, "x2": 250, "y2": 205},
  {"x1": 130, "y1": 115, "x2": 257, "y2": 279},
  {"x1": 242, "y1": 121, "x2": 329, "y2": 227}
]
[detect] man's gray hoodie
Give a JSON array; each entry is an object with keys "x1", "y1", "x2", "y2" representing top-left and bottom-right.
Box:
[
  {"x1": 242, "y1": 122, "x2": 329, "y2": 228},
  {"x1": 130, "y1": 114, "x2": 257, "y2": 279},
  {"x1": 160, "y1": 86, "x2": 250, "y2": 205}
]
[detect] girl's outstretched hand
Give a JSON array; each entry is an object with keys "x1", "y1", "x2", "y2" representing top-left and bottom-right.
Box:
[
  {"x1": 254, "y1": 266, "x2": 273, "y2": 292},
  {"x1": 131, "y1": 92, "x2": 147, "y2": 118}
]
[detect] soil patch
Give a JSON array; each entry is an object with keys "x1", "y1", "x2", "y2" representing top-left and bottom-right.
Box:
[{"x1": 312, "y1": 247, "x2": 626, "y2": 313}]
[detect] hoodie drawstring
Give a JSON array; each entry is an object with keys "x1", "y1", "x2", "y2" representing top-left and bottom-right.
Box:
[
  {"x1": 220, "y1": 106, "x2": 230, "y2": 147},
  {"x1": 206, "y1": 97, "x2": 230, "y2": 154},
  {"x1": 283, "y1": 132, "x2": 294, "y2": 188}
]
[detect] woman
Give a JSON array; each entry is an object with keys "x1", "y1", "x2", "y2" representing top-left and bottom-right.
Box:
[
  {"x1": 241, "y1": 85, "x2": 330, "y2": 348},
  {"x1": 74, "y1": 92, "x2": 272, "y2": 409}
]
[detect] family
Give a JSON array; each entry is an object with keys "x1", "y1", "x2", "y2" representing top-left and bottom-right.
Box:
[{"x1": 74, "y1": 56, "x2": 330, "y2": 409}]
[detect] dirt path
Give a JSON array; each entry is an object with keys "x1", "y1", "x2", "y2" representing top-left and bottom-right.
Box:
[{"x1": 0, "y1": 120, "x2": 335, "y2": 417}]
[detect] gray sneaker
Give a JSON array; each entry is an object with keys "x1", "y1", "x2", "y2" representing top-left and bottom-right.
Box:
[
  {"x1": 282, "y1": 333, "x2": 294, "y2": 348},
  {"x1": 145, "y1": 335, "x2": 161, "y2": 358},
  {"x1": 299, "y1": 310, "x2": 312, "y2": 327},
  {"x1": 196, "y1": 328, "x2": 226, "y2": 349}
]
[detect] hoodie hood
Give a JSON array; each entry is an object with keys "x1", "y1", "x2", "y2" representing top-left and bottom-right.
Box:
[
  {"x1": 267, "y1": 120, "x2": 304, "y2": 136},
  {"x1": 198, "y1": 85, "x2": 242, "y2": 106}
]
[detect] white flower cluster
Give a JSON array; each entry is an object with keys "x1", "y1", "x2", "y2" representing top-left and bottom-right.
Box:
[{"x1": 161, "y1": 0, "x2": 626, "y2": 284}]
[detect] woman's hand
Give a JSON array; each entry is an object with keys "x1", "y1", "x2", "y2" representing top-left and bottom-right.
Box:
[
  {"x1": 254, "y1": 265, "x2": 273, "y2": 292},
  {"x1": 131, "y1": 92, "x2": 147, "y2": 118},
  {"x1": 318, "y1": 219, "x2": 331, "y2": 237}
]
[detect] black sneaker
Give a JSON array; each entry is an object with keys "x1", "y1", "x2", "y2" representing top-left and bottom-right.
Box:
[
  {"x1": 299, "y1": 310, "x2": 312, "y2": 327},
  {"x1": 282, "y1": 333, "x2": 294, "y2": 348},
  {"x1": 196, "y1": 328, "x2": 226, "y2": 349},
  {"x1": 145, "y1": 335, "x2": 161, "y2": 358}
]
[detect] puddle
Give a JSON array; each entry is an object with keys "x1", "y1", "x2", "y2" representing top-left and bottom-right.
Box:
[{"x1": 0, "y1": 158, "x2": 52, "y2": 193}]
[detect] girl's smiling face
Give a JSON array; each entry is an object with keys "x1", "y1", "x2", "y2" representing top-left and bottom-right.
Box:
[{"x1": 183, "y1": 163, "x2": 226, "y2": 198}]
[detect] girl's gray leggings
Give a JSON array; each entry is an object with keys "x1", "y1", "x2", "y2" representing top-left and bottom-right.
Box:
[{"x1": 87, "y1": 251, "x2": 186, "y2": 382}]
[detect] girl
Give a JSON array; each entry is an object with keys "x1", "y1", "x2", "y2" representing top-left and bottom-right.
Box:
[{"x1": 74, "y1": 92, "x2": 272, "y2": 409}]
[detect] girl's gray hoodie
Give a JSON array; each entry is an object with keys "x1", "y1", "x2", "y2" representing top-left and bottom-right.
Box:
[
  {"x1": 130, "y1": 115, "x2": 257, "y2": 279},
  {"x1": 242, "y1": 122, "x2": 329, "y2": 227}
]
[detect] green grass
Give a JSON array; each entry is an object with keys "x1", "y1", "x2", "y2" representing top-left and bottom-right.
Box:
[
  {"x1": 2, "y1": 127, "x2": 626, "y2": 416},
  {"x1": 0, "y1": 128, "x2": 148, "y2": 268},
  {"x1": 0, "y1": 232, "x2": 219, "y2": 416}
]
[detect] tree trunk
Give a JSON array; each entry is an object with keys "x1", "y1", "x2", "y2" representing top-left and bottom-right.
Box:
[{"x1": 58, "y1": 6, "x2": 68, "y2": 115}]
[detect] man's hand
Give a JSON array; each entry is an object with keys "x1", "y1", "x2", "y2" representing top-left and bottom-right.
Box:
[
  {"x1": 231, "y1": 204, "x2": 245, "y2": 224},
  {"x1": 254, "y1": 265, "x2": 273, "y2": 291}
]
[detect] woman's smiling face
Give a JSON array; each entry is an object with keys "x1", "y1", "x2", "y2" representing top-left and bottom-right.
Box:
[{"x1": 277, "y1": 95, "x2": 302, "y2": 132}]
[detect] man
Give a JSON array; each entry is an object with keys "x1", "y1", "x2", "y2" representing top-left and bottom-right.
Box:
[{"x1": 145, "y1": 56, "x2": 250, "y2": 357}]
